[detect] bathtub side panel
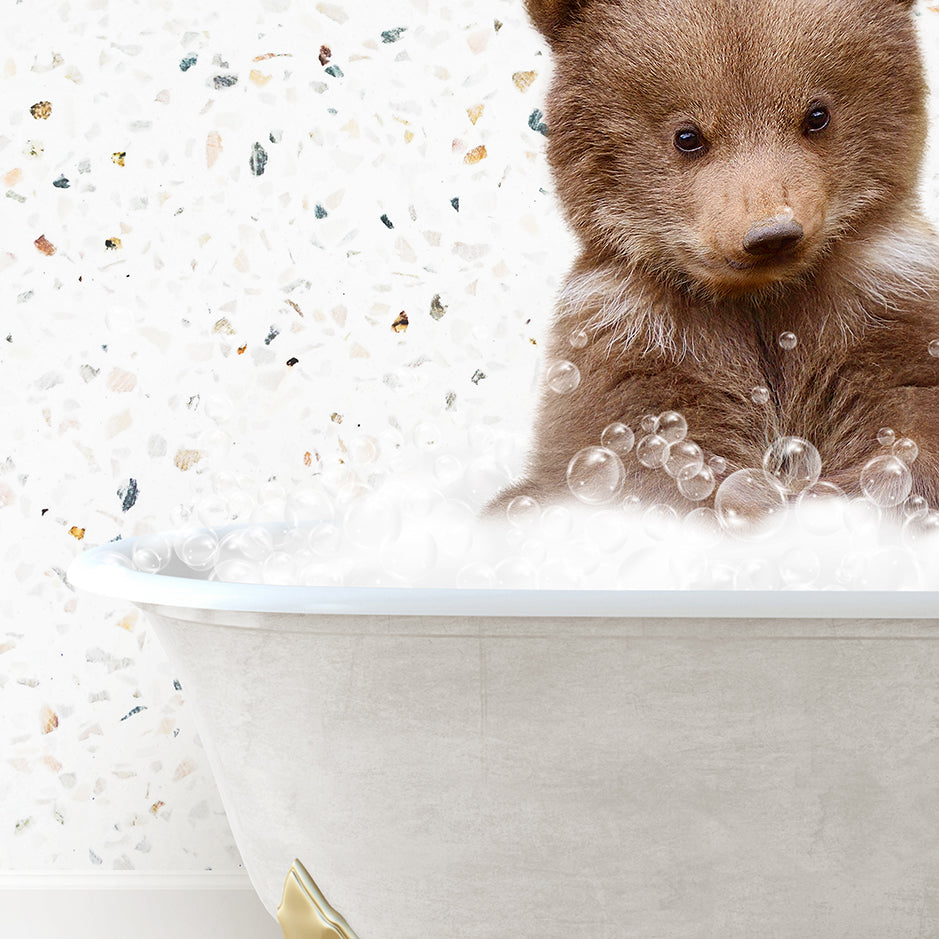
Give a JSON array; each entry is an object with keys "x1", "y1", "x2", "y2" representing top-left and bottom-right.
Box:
[{"x1": 145, "y1": 609, "x2": 939, "y2": 939}]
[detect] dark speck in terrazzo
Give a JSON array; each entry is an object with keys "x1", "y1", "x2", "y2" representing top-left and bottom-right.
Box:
[
  {"x1": 286, "y1": 357, "x2": 299, "y2": 367},
  {"x1": 118, "y1": 478, "x2": 138, "y2": 512},
  {"x1": 318, "y1": 45, "x2": 331, "y2": 66},
  {"x1": 53, "y1": 175, "x2": 69, "y2": 188},
  {"x1": 471, "y1": 369, "x2": 486, "y2": 384},
  {"x1": 380, "y1": 214, "x2": 394, "y2": 229},
  {"x1": 528, "y1": 108, "x2": 549, "y2": 136},
  {"x1": 324, "y1": 64, "x2": 343, "y2": 78},
  {"x1": 265, "y1": 326, "x2": 279, "y2": 345},
  {"x1": 314, "y1": 204, "x2": 328, "y2": 219},
  {"x1": 381, "y1": 27, "x2": 407, "y2": 43},
  {"x1": 249, "y1": 142, "x2": 268, "y2": 176},
  {"x1": 450, "y1": 197, "x2": 459, "y2": 212},
  {"x1": 430, "y1": 294, "x2": 447, "y2": 320},
  {"x1": 120, "y1": 705, "x2": 147, "y2": 721},
  {"x1": 179, "y1": 54, "x2": 198, "y2": 71},
  {"x1": 212, "y1": 74, "x2": 238, "y2": 89},
  {"x1": 173, "y1": 679, "x2": 182, "y2": 691}
]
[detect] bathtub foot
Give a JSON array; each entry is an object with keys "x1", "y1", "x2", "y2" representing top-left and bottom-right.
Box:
[{"x1": 277, "y1": 858, "x2": 361, "y2": 939}]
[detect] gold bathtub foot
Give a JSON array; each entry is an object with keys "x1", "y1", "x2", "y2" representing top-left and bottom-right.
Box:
[{"x1": 277, "y1": 858, "x2": 361, "y2": 939}]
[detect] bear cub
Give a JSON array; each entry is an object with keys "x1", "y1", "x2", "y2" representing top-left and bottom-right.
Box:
[{"x1": 495, "y1": 0, "x2": 939, "y2": 517}]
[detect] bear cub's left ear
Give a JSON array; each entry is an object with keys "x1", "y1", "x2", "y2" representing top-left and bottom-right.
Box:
[{"x1": 524, "y1": 0, "x2": 591, "y2": 44}]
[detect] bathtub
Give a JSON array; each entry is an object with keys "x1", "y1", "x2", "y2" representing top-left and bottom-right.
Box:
[{"x1": 69, "y1": 532, "x2": 939, "y2": 938}]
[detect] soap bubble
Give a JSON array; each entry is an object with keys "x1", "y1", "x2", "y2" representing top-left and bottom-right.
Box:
[
  {"x1": 796, "y1": 480, "x2": 846, "y2": 534},
  {"x1": 877, "y1": 427, "x2": 896, "y2": 446},
  {"x1": 494, "y1": 557, "x2": 539, "y2": 588},
  {"x1": 664, "y1": 439, "x2": 703, "y2": 478},
  {"x1": 761, "y1": 436, "x2": 822, "y2": 494},
  {"x1": 751, "y1": 386, "x2": 770, "y2": 405},
  {"x1": 307, "y1": 521, "x2": 342, "y2": 557},
  {"x1": 540, "y1": 504, "x2": 574, "y2": 539},
  {"x1": 262, "y1": 551, "x2": 297, "y2": 585},
  {"x1": 657, "y1": 411, "x2": 687, "y2": 444},
  {"x1": 430, "y1": 500, "x2": 476, "y2": 559},
  {"x1": 778, "y1": 331, "x2": 797, "y2": 350},
  {"x1": 413, "y1": 421, "x2": 441, "y2": 452},
  {"x1": 569, "y1": 327, "x2": 589, "y2": 349},
  {"x1": 892, "y1": 437, "x2": 918, "y2": 465},
  {"x1": 566, "y1": 446, "x2": 625, "y2": 504},
  {"x1": 465, "y1": 457, "x2": 513, "y2": 504},
  {"x1": 456, "y1": 561, "x2": 497, "y2": 588},
  {"x1": 903, "y1": 510, "x2": 939, "y2": 546},
  {"x1": 175, "y1": 528, "x2": 220, "y2": 571},
  {"x1": 169, "y1": 503, "x2": 194, "y2": 529},
  {"x1": 348, "y1": 435, "x2": 380, "y2": 465},
  {"x1": 866, "y1": 546, "x2": 919, "y2": 590},
  {"x1": 714, "y1": 468, "x2": 787, "y2": 539},
  {"x1": 836, "y1": 552, "x2": 868, "y2": 588},
  {"x1": 213, "y1": 558, "x2": 262, "y2": 584},
  {"x1": 381, "y1": 528, "x2": 438, "y2": 580},
  {"x1": 708, "y1": 455, "x2": 728, "y2": 476},
  {"x1": 735, "y1": 558, "x2": 777, "y2": 590},
  {"x1": 196, "y1": 495, "x2": 231, "y2": 528},
  {"x1": 546, "y1": 360, "x2": 581, "y2": 394},
  {"x1": 433, "y1": 454, "x2": 464, "y2": 489},
  {"x1": 860, "y1": 454, "x2": 913, "y2": 508},
  {"x1": 677, "y1": 464, "x2": 716, "y2": 501},
  {"x1": 252, "y1": 498, "x2": 289, "y2": 524},
  {"x1": 640, "y1": 414, "x2": 658, "y2": 434},
  {"x1": 506, "y1": 495, "x2": 541, "y2": 528},
  {"x1": 642, "y1": 503, "x2": 680, "y2": 540},
  {"x1": 132, "y1": 534, "x2": 172, "y2": 573},
  {"x1": 682, "y1": 506, "x2": 722, "y2": 545},
  {"x1": 636, "y1": 434, "x2": 669, "y2": 469},
  {"x1": 600, "y1": 422, "x2": 635, "y2": 456},
  {"x1": 779, "y1": 546, "x2": 820, "y2": 587},
  {"x1": 844, "y1": 496, "x2": 881, "y2": 536},
  {"x1": 226, "y1": 489, "x2": 256, "y2": 521},
  {"x1": 218, "y1": 526, "x2": 274, "y2": 563},
  {"x1": 344, "y1": 494, "x2": 402, "y2": 548},
  {"x1": 585, "y1": 509, "x2": 630, "y2": 552},
  {"x1": 100, "y1": 549, "x2": 134, "y2": 570},
  {"x1": 298, "y1": 561, "x2": 345, "y2": 587},
  {"x1": 903, "y1": 495, "x2": 929, "y2": 520},
  {"x1": 285, "y1": 484, "x2": 335, "y2": 526},
  {"x1": 929, "y1": 339, "x2": 939, "y2": 357}
]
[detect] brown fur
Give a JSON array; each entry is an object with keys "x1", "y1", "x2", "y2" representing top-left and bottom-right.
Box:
[{"x1": 494, "y1": 0, "x2": 939, "y2": 512}]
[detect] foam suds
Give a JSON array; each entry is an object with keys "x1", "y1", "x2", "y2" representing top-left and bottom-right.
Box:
[{"x1": 118, "y1": 418, "x2": 939, "y2": 591}]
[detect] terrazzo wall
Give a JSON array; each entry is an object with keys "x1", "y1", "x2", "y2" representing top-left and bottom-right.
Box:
[{"x1": 3, "y1": 0, "x2": 939, "y2": 875}]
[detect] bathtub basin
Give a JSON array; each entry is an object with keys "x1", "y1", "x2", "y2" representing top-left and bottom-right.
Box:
[{"x1": 69, "y1": 533, "x2": 939, "y2": 938}]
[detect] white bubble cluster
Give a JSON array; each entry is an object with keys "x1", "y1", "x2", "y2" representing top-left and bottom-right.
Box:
[{"x1": 122, "y1": 412, "x2": 939, "y2": 592}]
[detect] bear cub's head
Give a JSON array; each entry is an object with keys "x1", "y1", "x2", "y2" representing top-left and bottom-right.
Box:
[{"x1": 528, "y1": 0, "x2": 927, "y2": 299}]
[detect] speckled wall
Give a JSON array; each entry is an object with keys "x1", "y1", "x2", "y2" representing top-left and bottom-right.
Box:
[
  {"x1": 1, "y1": 0, "x2": 572, "y2": 872},
  {"x1": 3, "y1": 0, "x2": 939, "y2": 874}
]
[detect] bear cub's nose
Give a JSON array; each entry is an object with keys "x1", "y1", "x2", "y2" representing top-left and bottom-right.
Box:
[{"x1": 742, "y1": 218, "x2": 805, "y2": 256}]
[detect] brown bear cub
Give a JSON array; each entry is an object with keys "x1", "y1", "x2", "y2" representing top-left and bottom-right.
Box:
[{"x1": 494, "y1": 0, "x2": 939, "y2": 516}]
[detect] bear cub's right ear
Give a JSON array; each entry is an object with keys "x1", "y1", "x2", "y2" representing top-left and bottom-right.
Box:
[{"x1": 525, "y1": 0, "x2": 591, "y2": 43}]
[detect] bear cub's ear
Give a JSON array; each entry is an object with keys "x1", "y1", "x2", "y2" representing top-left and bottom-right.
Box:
[{"x1": 525, "y1": 0, "x2": 592, "y2": 44}]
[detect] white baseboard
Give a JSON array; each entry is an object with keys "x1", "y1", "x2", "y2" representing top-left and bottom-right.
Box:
[{"x1": 0, "y1": 871, "x2": 283, "y2": 939}]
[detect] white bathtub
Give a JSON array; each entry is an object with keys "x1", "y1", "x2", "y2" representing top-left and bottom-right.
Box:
[{"x1": 69, "y1": 533, "x2": 939, "y2": 938}]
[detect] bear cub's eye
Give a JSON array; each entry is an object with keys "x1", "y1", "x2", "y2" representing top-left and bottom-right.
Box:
[
  {"x1": 803, "y1": 104, "x2": 831, "y2": 134},
  {"x1": 674, "y1": 127, "x2": 707, "y2": 155}
]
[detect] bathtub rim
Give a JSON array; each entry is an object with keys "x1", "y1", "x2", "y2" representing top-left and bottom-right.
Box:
[{"x1": 68, "y1": 534, "x2": 939, "y2": 620}]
